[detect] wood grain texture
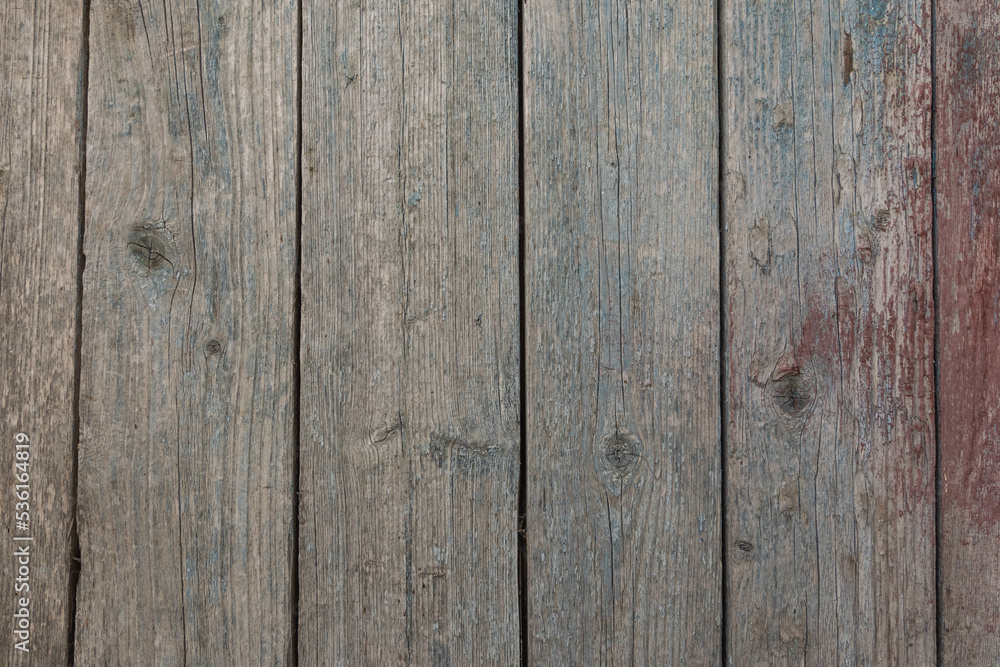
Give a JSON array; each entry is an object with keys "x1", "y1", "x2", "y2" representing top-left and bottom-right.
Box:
[
  {"x1": 298, "y1": 0, "x2": 520, "y2": 662},
  {"x1": 523, "y1": 0, "x2": 721, "y2": 662},
  {"x1": 0, "y1": 0, "x2": 82, "y2": 661},
  {"x1": 937, "y1": 2, "x2": 1000, "y2": 663},
  {"x1": 722, "y1": 0, "x2": 935, "y2": 663},
  {"x1": 75, "y1": 0, "x2": 297, "y2": 661}
]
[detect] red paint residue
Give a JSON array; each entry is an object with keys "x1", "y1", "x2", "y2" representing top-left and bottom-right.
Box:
[{"x1": 939, "y1": 4, "x2": 1000, "y2": 532}]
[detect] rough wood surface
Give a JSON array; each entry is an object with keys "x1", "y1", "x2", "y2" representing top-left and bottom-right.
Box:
[
  {"x1": 75, "y1": 0, "x2": 297, "y2": 661},
  {"x1": 11, "y1": 0, "x2": 1000, "y2": 662},
  {"x1": 937, "y1": 2, "x2": 1000, "y2": 662},
  {"x1": 0, "y1": 0, "x2": 82, "y2": 661},
  {"x1": 721, "y1": 0, "x2": 935, "y2": 663},
  {"x1": 298, "y1": 0, "x2": 520, "y2": 662},
  {"x1": 523, "y1": 0, "x2": 721, "y2": 662}
]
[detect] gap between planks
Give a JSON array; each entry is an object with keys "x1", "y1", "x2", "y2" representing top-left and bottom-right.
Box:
[{"x1": 67, "y1": 0, "x2": 92, "y2": 661}]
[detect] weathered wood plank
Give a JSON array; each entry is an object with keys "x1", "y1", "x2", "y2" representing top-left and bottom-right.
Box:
[
  {"x1": 75, "y1": 0, "x2": 297, "y2": 661},
  {"x1": 298, "y1": 0, "x2": 520, "y2": 661},
  {"x1": 0, "y1": 0, "x2": 82, "y2": 661},
  {"x1": 937, "y1": 2, "x2": 1000, "y2": 662},
  {"x1": 523, "y1": 0, "x2": 721, "y2": 662},
  {"x1": 722, "y1": 0, "x2": 934, "y2": 663}
]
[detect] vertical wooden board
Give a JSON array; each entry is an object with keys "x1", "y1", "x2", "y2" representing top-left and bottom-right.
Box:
[
  {"x1": 937, "y1": 2, "x2": 1000, "y2": 662},
  {"x1": 299, "y1": 0, "x2": 520, "y2": 661},
  {"x1": 0, "y1": 0, "x2": 82, "y2": 661},
  {"x1": 524, "y1": 0, "x2": 720, "y2": 663},
  {"x1": 75, "y1": 0, "x2": 297, "y2": 662},
  {"x1": 722, "y1": 0, "x2": 934, "y2": 663}
]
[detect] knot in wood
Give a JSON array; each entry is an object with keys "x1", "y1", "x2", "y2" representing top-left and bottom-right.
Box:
[
  {"x1": 127, "y1": 227, "x2": 173, "y2": 274},
  {"x1": 773, "y1": 376, "x2": 810, "y2": 414},
  {"x1": 872, "y1": 208, "x2": 890, "y2": 232},
  {"x1": 602, "y1": 429, "x2": 640, "y2": 474},
  {"x1": 765, "y1": 360, "x2": 817, "y2": 429},
  {"x1": 768, "y1": 367, "x2": 814, "y2": 417}
]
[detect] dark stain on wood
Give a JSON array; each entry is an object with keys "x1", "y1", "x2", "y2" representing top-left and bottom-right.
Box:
[{"x1": 843, "y1": 32, "x2": 854, "y2": 84}]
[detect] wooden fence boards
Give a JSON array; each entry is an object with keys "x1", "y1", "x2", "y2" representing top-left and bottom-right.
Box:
[
  {"x1": 0, "y1": 0, "x2": 83, "y2": 661},
  {"x1": 7, "y1": 0, "x2": 1000, "y2": 662},
  {"x1": 523, "y1": 0, "x2": 721, "y2": 662},
  {"x1": 937, "y1": 1, "x2": 1000, "y2": 662},
  {"x1": 721, "y1": 0, "x2": 935, "y2": 663},
  {"x1": 75, "y1": 0, "x2": 297, "y2": 661},
  {"x1": 298, "y1": 0, "x2": 520, "y2": 662}
]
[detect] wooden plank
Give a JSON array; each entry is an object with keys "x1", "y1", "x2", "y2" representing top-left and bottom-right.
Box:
[
  {"x1": 75, "y1": 0, "x2": 297, "y2": 661},
  {"x1": 937, "y1": 2, "x2": 1000, "y2": 662},
  {"x1": 298, "y1": 0, "x2": 520, "y2": 661},
  {"x1": 721, "y1": 0, "x2": 935, "y2": 663},
  {"x1": 0, "y1": 0, "x2": 82, "y2": 661},
  {"x1": 523, "y1": 0, "x2": 721, "y2": 662}
]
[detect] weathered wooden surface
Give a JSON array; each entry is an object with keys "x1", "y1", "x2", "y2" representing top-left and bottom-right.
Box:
[
  {"x1": 298, "y1": 0, "x2": 520, "y2": 661},
  {"x1": 523, "y1": 0, "x2": 721, "y2": 661},
  {"x1": 0, "y1": 0, "x2": 82, "y2": 661},
  {"x1": 75, "y1": 0, "x2": 297, "y2": 661},
  {"x1": 938, "y1": 1, "x2": 1000, "y2": 662},
  {"x1": 9, "y1": 0, "x2": 1000, "y2": 662},
  {"x1": 721, "y1": 0, "x2": 935, "y2": 663}
]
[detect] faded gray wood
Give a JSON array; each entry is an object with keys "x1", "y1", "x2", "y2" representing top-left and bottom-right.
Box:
[
  {"x1": 0, "y1": 0, "x2": 82, "y2": 662},
  {"x1": 937, "y1": 1, "x2": 1000, "y2": 662},
  {"x1": 523, "y1": 0, "x2": 721, "y2": 662},
  {"x1": 721, "y1": 0, "x2": 935, "y2": 663},
  {"x1": 75, "y1": 0, "x2": 297, "y2": 661},
  {"x1": 298, "y1": 0, "x2": 520, "y2": 662}
]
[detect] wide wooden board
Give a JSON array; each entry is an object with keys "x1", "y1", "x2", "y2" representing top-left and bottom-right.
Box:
[
  {"x1": 721, "y1": 0, "x2": 935, "y2": 663},
  {"x1": 75, "y1": 0, "x2": 297, "y2": 661},
  {"x1": 523, "y1": 0, "x2": 722, "y2": 662},
  {"x1": 937, "y1": 1, "x2": 1000, "y2": 662},
  {"x1": 0, "y1": 0, "x2": 83, "y2": 662},
  {"x1": 298, "y1": 0, "x2": 521, "y2": 661}
]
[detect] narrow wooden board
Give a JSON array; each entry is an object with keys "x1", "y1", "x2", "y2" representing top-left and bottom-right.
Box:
[
  {"x1": 721, "y1": 0, "x2": 935, "y2": 663},
  {"x1": 298, "y1": 0, "x2": 520, "y2": 661},
  {"x1": 523, "y1": 0, "x2": 721, "y2": 662},
  {"x1": 937, "y1": 2, "x2": 1000, "y2": 662},
  {"x1": 0, "y1": 0, "x2": 83, "y2": 661},
  {"x1": 75, "y1": 0, "x2": 297, "y2": 661}
]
